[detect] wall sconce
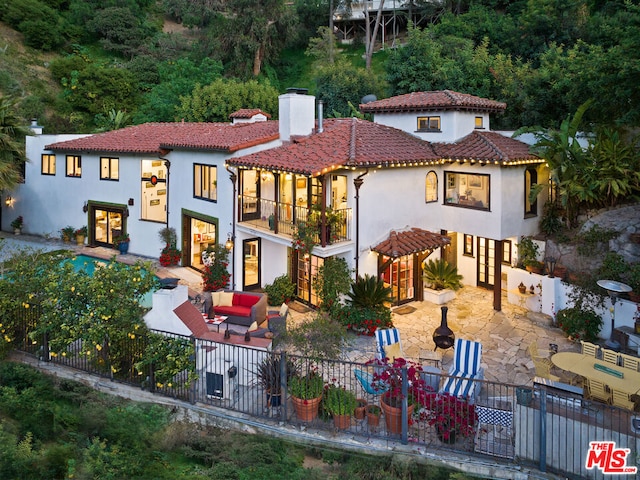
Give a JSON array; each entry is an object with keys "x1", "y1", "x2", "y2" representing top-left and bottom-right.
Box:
[
  {"x1": 82, "y1": 202, "x2": 88, "y2": 213},
  {"x1": 5, "y1": 196, "x2": 12, "y2": 207},
  {"x1": 224, "y1": 233, "x2": 234, "y2": 252},
  {"x1": 545, "y1": 256, "x2": 557, "y2": 278},
  {"x1": 128, "y1": 198, "x2": 134, "y2": 206}
]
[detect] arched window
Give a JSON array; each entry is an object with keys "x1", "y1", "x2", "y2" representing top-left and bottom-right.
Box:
[
  {"x1": 525, "y1": 168, "x2": 538, "y2": 216},
  {"x1": 425, "y1": 171, "x2": 438, "y2": 203}
]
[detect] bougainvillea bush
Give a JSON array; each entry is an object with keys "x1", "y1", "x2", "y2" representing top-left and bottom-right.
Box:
[
  {"x1": 201, "y1": 244, "x2": 230, "y2": 291},
  {"x1": 556, "y1": 307, "x2": 603, "y2": 342},
  {"x1": 159, "y1": 244, "x2": 181, "y2": 267}
]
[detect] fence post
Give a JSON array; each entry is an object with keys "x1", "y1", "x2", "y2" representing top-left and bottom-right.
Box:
[
  {"x1": 539, "y1": 386, "x2": 547, "y2": 472},
  {"x1": 401, "y1": 365, "x2": 408, "y2": 445},
  {"x1": 189, "y1": 337, "x2": 197, "y2": 404},
  {"x1": 42, "y1": 332, "x2": 50, "y2": 362},
  {"x1": 280, "y1": 351, "x2": 287, "y2": 423}
]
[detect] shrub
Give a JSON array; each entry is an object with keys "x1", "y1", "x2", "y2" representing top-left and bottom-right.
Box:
[
  {"x1": 333, "y1": 304, "x2": 392, "y2": 336},
  {"x1": 556, "y1": 307, "x2": 603, "y2": 342},
  {"x1": 201, "y1": 244, "x2": 230, "y2": 292},
  {"x1": 312, "y1": 257, "x2": 351, "y2": 312},
  {"x1": 346, "y1": 274, "x2": 393, "y2": 309},
  {"x1": 264, "y1": 274, "x2": 295, "y2": 305},
  {"x1": 422, "y1": 258, "x2": 463, "y2": 290}
]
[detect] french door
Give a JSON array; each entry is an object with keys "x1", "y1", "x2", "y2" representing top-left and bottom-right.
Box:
[
  {"x1": 90, "y1": 204, "x2": 126, "y2": 247},
  {"x1": 477, "y1": 237, "x2": 496, "y2": 289}
]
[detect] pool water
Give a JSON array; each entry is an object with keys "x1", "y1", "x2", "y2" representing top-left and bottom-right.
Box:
[{"x1": 66, "y1": 254, "x2": 154, "y2": 308}]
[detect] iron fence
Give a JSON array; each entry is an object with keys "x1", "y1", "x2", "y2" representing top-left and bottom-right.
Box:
[{"x1": 9, "y1": 315, "x2": 640, "y2": 479}]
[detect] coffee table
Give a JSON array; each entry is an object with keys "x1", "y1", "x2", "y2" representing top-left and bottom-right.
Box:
[{"x1": 205, "y1": 315, "x2": 227, "y2": 332}]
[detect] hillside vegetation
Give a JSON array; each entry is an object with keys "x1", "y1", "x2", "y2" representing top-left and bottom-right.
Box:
[{"x1": 0, "y1": 0, "x2": 639, "y2": 133}]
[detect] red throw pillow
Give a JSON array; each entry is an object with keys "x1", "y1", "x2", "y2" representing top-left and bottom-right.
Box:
[{"x1": 238, "y1": 294, "x2": 258, "y2": 307}]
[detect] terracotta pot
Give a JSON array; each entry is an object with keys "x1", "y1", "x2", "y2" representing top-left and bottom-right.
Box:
[
  {"x1": 553, "y1": 265, "x2": 567, "y2": 281},
  {"x1": 366, "y1": 410, "x2": 381, "y2": 427},
  {"x1": 629, "y1": 291, "x2": 640, "y2": 303},
  {"x1": 380, "y1": 395, "x2": 414, "y2": 434},
  {"x1": 333, "y1": 413, "x2": 351, "y2": 430},
  {"x1": 354, "y1": 399, "x2": 367, "y2": 420},
  {"x1": 76, "y1": 235, "x2": 85, "y2": 246},
  {"x1": 291, "y1": 395, "x2": 322, "y2": 422}
]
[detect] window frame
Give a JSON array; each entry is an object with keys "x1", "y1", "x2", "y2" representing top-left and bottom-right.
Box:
[
  {"x1": 425, "y1": 170, "x2": 438, "y2": 203},
  {"x1": 100, "y1": 157, "x2": 119, "y2": 181},
  {"x1": 475, "y1": 116, "x2": 484, "y2": 129},
  {"x1": 41, "y1": 154, "x2": 56, "y2": 175},
  {"x1": 444, "y1": 171, "x2": 490, "y2": 210},
  {"x1": 463, "y1": 234, "x2": 474, "y2": 256},
  {"x1": 65, "y1": 155, "x2": 82, "y2": 178},
  {"x1": 502, "y1": 240, "x2": 512, "y2": 265},
  {"x1": 524, "y1": 167, "x2": 538, "y2": 217},
  {"x1": 417, "y1": 116, "x2": 441, "y2": 132},
  {"x1": 194, "y1": 163, "x2": 218, "y2": 202}
]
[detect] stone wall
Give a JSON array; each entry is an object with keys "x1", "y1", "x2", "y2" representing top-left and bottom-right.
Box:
[{"x1": 544, "y1": 203, "x2": 640, "y2": 275}]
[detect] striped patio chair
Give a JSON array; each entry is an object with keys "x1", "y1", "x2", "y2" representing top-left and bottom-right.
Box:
[
  {"x1": 440, "y1": 338, "x2": 484, "y2": 401},
  {"x1": 374, "y1": 327, "x2": 405, "y2": 361}
]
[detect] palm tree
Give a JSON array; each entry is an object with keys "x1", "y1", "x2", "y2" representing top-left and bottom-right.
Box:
[{"x1": 0, "y1": 96, "x2": 31, "y2": 190}]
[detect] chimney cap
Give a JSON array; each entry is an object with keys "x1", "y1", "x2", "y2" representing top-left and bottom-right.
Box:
[{"x1": 286, "y1": 87, "x2": 308, "y2": 95}]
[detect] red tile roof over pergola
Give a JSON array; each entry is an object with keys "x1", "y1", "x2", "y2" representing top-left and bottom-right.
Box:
[
  {"x1": 372, "y1": 228, "x2": 451, "y2": 258},
  {"x1": 360, "y1": 90, "x2": 507, "y2": 114}
]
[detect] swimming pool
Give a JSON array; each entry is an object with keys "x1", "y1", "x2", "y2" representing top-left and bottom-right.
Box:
[{"x1": 65, "y1": 254, "x2": 155, "y2": 308}]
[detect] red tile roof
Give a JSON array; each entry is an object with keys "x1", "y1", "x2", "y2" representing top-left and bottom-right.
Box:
[
  {"x1": 372, "y1": 228, "x2": 451, "y2": 258},
  {"x1": 228, "y1": 118, "x2": 439, "y2": 176},
  {"x1": 434, "y1": 131, "x2": 541, "y2": 165},
  {"x1": 46, "y1": 121, "x2": 280, "y2": 154},
  {"x1": 230, "y1": 109, "x2": 272, "y2": 119},
  {"x1": 360, "y1": 90, "x2": 506, "y2": 114}
]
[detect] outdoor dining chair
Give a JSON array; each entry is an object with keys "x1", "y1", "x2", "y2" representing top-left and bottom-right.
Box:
[
  {"x1": 611, "y1": 389, "x2": 636, "y2": 411},
  {"x1": 620, "y1": 353, "x2": 640, "y2": 372},
  {"x1": 527, "y1": 341, "x2": 551, "y2": 359},
  {"x1": 440, "y1": 338, "x2": 484, "y2": 401},
  {"x1": 580, "y1": 341, "x2": 600, "y2": 358},
  {"x1": 585, "y1": 378, "x2": 612, "y2": 405},
  {"x1": 374, "y1": 327, "x2": 405, "y2": 361},
  {"x1": 354, "y1": 368, "x2": 388, "y2": 401},
  {"x1": 601, "y1": 348, "x2": 620, "y2": 366}
]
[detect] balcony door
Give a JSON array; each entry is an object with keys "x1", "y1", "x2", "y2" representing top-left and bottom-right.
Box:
[
  {"x1": 242, "y1": 238, "x2": 260, "y2": 290},
  {"x1": 241, "y1": 170, "x2": 260, "y2": 220}
]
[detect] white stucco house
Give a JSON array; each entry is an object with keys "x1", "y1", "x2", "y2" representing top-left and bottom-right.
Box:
[{"x1": 9, "y1": 89, "x2": 547, "y2": 311}]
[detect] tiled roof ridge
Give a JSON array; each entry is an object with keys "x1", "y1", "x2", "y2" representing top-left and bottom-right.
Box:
[{"x1": 475, "y1": 131, "x2": 507, "y2": 161}]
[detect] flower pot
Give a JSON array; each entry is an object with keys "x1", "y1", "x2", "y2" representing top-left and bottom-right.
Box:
[
  {"x1": 291, "y1": 395, "x2": 322, "y2": 422},
  {"x1": 380, "y1": 396, "x2": 414, "y2": 435},
  {"x1": 118, "y1": 242, "x2": 129, "y2": 254},
  {"x1": 75, "y1": 234, "x2": 85, "y2": 246},
  {"x1": 436, "y1": 425, "x2": 457, "y2": 444},
  {"x1": 518, "y1": 282, "x2": 527, "y2": 294},
  {"x1": 366, "y1": 410, "x2": 381, "y2": 427},
  {"x1": 354, "y1": 399, "x2": 367, "y2": 420},
  {"x1": 13, "y1": 228, "x2": 20, "y2": 235},
  {"x1": 333, "y1": 413, "x2": 351, "y2": 430}
]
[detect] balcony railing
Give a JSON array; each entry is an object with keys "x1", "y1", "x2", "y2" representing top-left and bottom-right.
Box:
[{"x1": 239, "y1": 195, "x2": 351, "y2": 245}]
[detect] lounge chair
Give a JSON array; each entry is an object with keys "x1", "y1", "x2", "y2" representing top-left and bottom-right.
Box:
[
  {"x1": 374, "y1": 327, "x2": 405, "y2": 361},
  {"x1": 440, "y1": 338, "x2": 484, "y2": 401}
]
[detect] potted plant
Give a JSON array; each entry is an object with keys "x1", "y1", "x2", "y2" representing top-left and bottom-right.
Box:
[
  {"x1": 354, "y1": 398, "x2": 367, "y2": 420},
  {"x1": 113, "y1": 233, "x2": 130, "y2": 254},
  {"x1": 517, "y1": 236, "x2": 543, "y2": 273},
  {"x1": 60, "y1": 225, "x2": 75, "y2": 243},
  {"x1": 288, "y1": 367, "x2": 325, "y2": 422},
  {"x1": 370, "y1": 357, "x2": 428, "y2": 434},
  {"x1": 254, "y1": 355, "x2": 298, "y2": 407},
  {"x1": 366, "y1": 404, "x2": 381, "y2": 427},
  {"x1": 423, "y1": 392, "x2": 478, "y2": 444},
  {"x1": 158, "y1": 227, "x2": 181, "y2": 266},
  {"x1": 74, "y1": 226, "x2": 87, "y2": 245},
  {"x1": 11, "y1": 215, "x2": 23, "y2": 234},
  {"x1": 624, "y1": 263, "x2": 640, "y2": 303},
  {"x1": 323, "y1": 382, "x2": 358, "y2": 429}
]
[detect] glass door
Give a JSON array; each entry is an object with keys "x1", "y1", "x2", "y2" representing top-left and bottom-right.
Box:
[
  {"x1": 242, "y1": 239, "x2": 260, "y2": 290},
  {"x1": 241, "y1": 170, "x2": 260, "y2": 220},
  {"x1": 477, "y1": 237, "x2": 495, "y2": 289},
  {"x1": 92, "y1": 207, "x2": 123, "y2": 247},
  {"x1": 380, "y1": 254, "x2": 415, "y2": 305}
]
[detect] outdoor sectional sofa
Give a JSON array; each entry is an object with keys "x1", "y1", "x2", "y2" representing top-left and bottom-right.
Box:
[{"x1": 204, "y1": 290, "x2": 267, "y2": 328}]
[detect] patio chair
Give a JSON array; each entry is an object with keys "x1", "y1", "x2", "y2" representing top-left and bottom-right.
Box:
[
  {"x1": 532, "y1": 356, "x2": 581, "y2": 385},
  {"x1": 601, "y1": 348, "x2": 620, "y2": 366},
  {"x1": 620, "y1": 353, "x2": 640, "y2": 372},
  {"x1": 611, "y1": 389, "x2": 636, "y2": 411},
  {"x1": 267, "y1": 303, "x2": 289, "y2": 336},
  {"x1": 354, "y1": 368, "x2": 388, "y2": 401},
  {"x1": 374, "y1": 327, "x2": 405, "y2": 361},
  {"x1": 440, "y1": 338, "x2": 484, "y2": 401},
  {"x1": 584, "y1": 378, "x2": 612, "y2": 404},
  {"x1": 527, "y1": 341, "x2": 551, "y2": 359},
  {"x1": 580, "y1": 341, "x2": 600, "y2": 358}
]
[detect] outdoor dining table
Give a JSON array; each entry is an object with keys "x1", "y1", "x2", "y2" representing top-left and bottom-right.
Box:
[{"x1": 551, "y1": 352, "x2": 640, "y2": 396}]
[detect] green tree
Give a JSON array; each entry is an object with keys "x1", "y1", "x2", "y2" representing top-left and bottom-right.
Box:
[
  {"x1": 315, "y1": 59, "x2": 385, "y2": 118},
  {"x1": 311, "y1": 256, "x2": 351, "y2": 312},
  {"x1": 178, "y1": 78, "x2": 279, "y2": 122},
  {"x1": 0, "y1": 96, "x2": 31, "y2": 190},
  {"x1": 208, "y1": 0, "x2": 297, "y2": 78}
]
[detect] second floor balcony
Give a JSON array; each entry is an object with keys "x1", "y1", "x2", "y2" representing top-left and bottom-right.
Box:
[{"x1": 238, "y1": 194, "x2": 352, "y2": 246}]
